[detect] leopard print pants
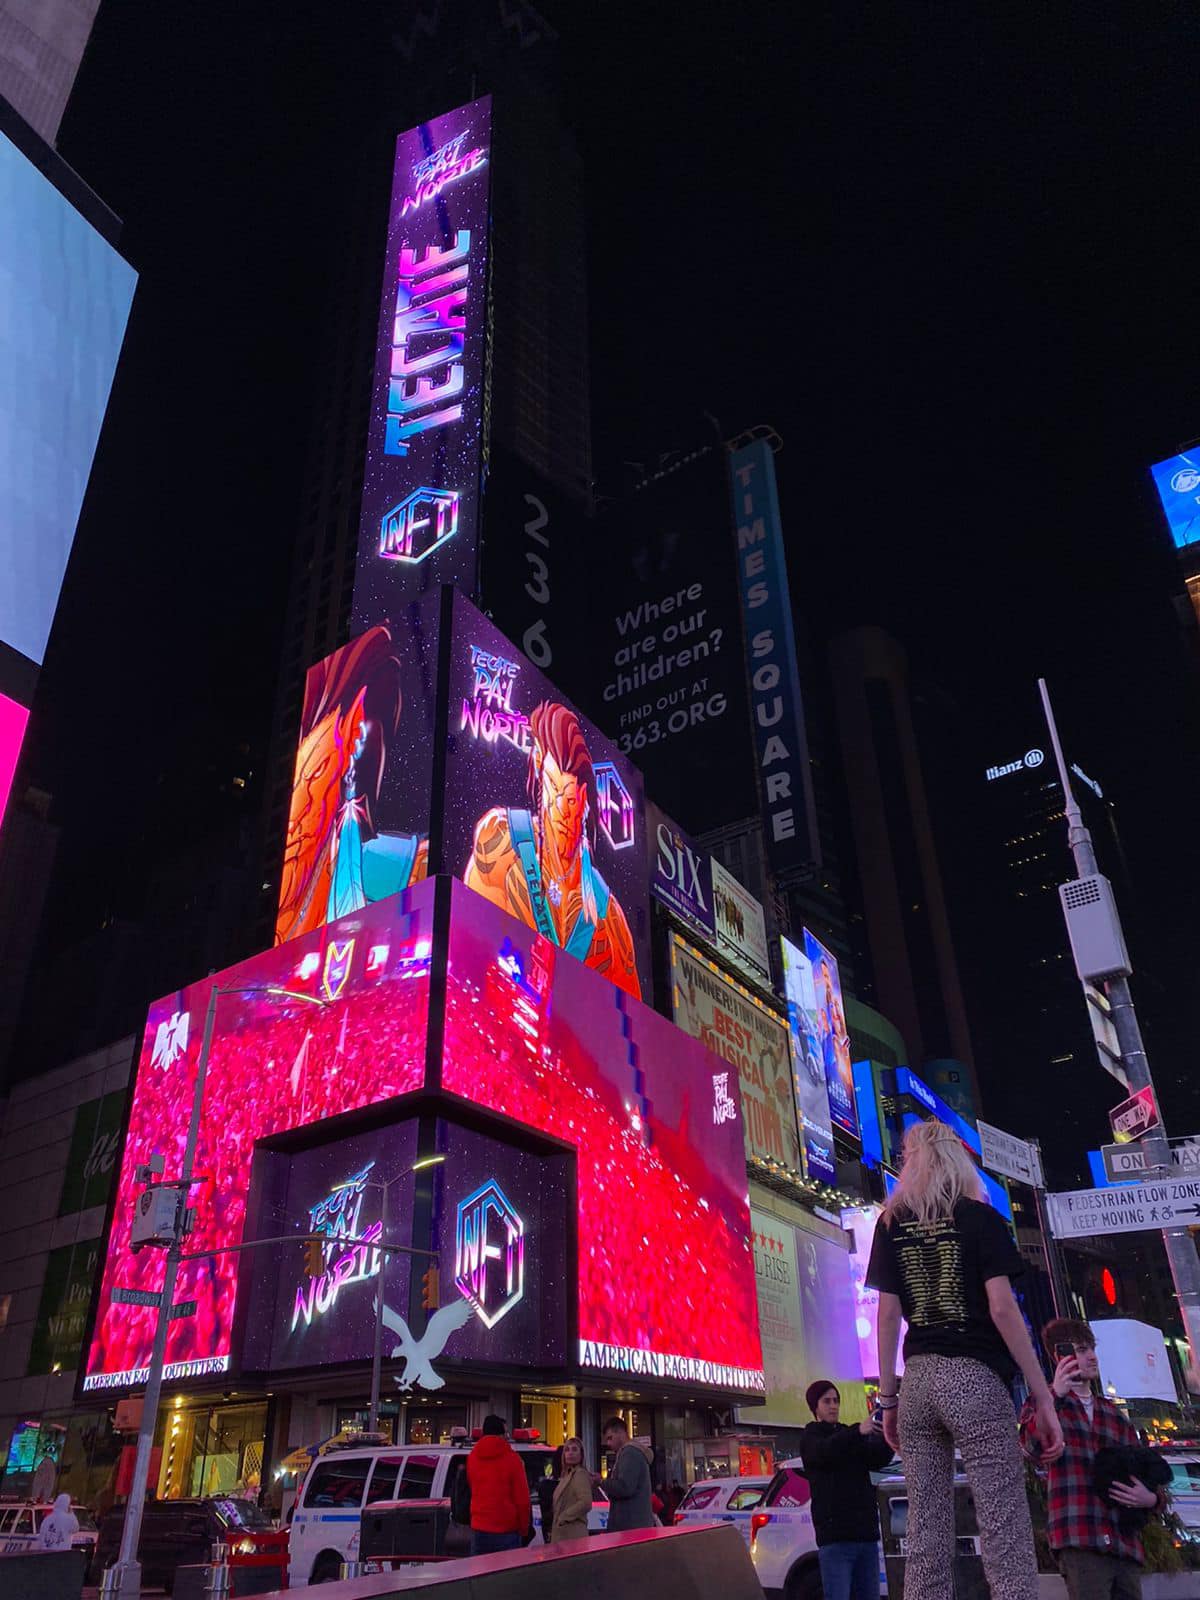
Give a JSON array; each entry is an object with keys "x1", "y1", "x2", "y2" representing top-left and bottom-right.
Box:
[{"x1": 898, "y1": 1354, "x2": 1039, "y2": 1600}]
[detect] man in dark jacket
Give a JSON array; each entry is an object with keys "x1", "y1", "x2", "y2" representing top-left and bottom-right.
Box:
[
  {"x1": 601, "y1": 1417, "x2": 655, "y2": 1531},
  {"x1": 465, "y1": 1415, "x2": 532, "y2": 1557},
  {"x1": 799, "y1": 1380, "x2": 894, "y2": 1600}
]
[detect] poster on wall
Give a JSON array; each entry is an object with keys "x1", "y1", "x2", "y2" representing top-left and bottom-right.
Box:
[
  {"x1": 27, "y1": 1238, "x2": 101, "y2": 1376},
  {"x1": 83, "y1": 880, "x2": 436, "y2": 1392},
  {"x1": 669, "y1": 934, "x2": 800, "y2": 1170},
  {"x1": 738, "y1": 1206, "x2": 865, "y2": 1426},
  {"x1": 59, "y1": 1090, "x2": 126, "y2": 1215},
  {"x1": 554, "y1": 448, "x2": 757, "y2": 834},
  {"x1": 780, "y1": 936, "x2": 836, "y2": 1185},
  {"x1": 276, "y1": 600, "x2": 440, "y2": 945},
  {"x1": 712, "y1": 858, "x2": 770, "y2": 985},
  {"x1": 1149, "y1": 450, "x2": 1200, "y2": 551},
  {"x1": 442, "y1": 879, "x2": 764, "y2": 1394},
  {"x1": 803, "y1": 930, "x2": 859, "y2": 1143},
  {"x1": 841, "y1": 1204, "x2": 904, "y2": 1383},
  {"x1": 647, "y1": 803, "x2": 715, "y2": 940},
  {"x1": 352, "y1": 96, "x2": 493, "y2": 630},
  {"x1": 445, "y1": 593, "x2": 651, "y2": 999}
]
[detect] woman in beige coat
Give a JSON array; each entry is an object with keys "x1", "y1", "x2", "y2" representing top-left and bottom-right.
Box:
[{"x1": 549, "y1": 1437, "x2": 593, "y2": 1544}]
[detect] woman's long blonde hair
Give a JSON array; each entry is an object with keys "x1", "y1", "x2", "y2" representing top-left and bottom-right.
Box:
[{"x1": 883, "y1": 1119, "x2": 984, "y2": 1225}]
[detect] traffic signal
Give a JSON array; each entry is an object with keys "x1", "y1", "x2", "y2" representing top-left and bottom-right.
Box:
[
  {"x1": 303, "y1": 1238, "x2": 324, "y2": 1277},
  {"x1": 421, "y1": 1265, "x2": 439, "y2": 1309}
]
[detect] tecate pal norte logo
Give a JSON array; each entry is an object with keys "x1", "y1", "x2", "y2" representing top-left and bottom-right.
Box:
[{"x1": 985, "y1": 748, "x2": 1044, "y2": 782}]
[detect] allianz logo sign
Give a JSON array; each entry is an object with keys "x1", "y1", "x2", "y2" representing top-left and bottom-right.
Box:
[{"x1": 985, "y1": 748, "x2": 1044, "y2": 782}]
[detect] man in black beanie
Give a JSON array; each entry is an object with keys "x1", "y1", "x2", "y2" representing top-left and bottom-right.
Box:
[{"x1": 799, "y1": 1380, "x2": 894, "y2": 1600}]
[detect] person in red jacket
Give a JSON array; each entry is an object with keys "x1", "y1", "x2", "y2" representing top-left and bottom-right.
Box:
[{"x1": 465, "y1": 1415, "x2": 532, "y2": 1557}]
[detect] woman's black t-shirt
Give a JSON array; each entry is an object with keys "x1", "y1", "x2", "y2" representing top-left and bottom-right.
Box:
[{"x1": 865, "y1": 1198, "x2": 1024, "y2": 1381}]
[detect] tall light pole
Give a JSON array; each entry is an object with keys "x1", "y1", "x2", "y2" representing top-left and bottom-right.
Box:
[
  {"x1": 104, "y1": 984, "x2": 325, "y2": 1600},
  {"x1": 367, "y1": 1154, "x2": 446, "y2": 1434},
  {"x1": 1039, "y1": 679, "x2": 1200, "y2": 1391}
]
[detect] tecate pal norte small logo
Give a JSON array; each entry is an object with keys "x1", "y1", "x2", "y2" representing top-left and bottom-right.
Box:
[{"x1": 1171, "y1": 467, "x2": 1200, "y2": 495}]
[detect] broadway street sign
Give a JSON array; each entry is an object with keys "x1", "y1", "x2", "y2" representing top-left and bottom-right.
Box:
[
  {"x1": 1047, "y1": 1177, "x2": 1200, "y2": 1240},
  {"x1": 111, "y1": 1286, "x2": 162, "y2": 1308}
]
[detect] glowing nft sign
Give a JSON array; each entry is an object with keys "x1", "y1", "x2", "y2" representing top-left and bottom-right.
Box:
[
  {"x1": 454, "y1": 1178, "x2": 525, "y2": 1330},
  {"x1": 353, "y1": 96, "x2": 492, "y2": 633},
  {"x1": 292, "y1": 1162, "x2": 382, "y2": 1333}
]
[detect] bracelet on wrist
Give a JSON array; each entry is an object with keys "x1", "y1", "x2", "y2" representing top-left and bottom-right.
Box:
[{"x1": 876, "y1": 1395, "x2": 899, "y2": 1410}]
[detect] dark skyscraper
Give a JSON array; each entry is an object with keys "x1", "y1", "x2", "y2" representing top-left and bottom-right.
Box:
[{"x1": 828, "y1": 626, "x2": 978, "y2": 1105}]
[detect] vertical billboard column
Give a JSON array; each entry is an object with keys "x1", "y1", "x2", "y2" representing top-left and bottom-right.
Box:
[
  {"x1": 728, "y1": 440, "x2": 819, "y2": 877},
  {"x1": 353, "y1": 97, "x2": 493, "y2": 631},
  {"x1": 781, "y1": 934, "x2": 836, "y2": 1185}
]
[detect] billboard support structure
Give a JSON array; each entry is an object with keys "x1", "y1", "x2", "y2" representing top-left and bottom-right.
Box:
[{"x1": 1039, "y1": 677, "x2": 1200, "y2": 1391}]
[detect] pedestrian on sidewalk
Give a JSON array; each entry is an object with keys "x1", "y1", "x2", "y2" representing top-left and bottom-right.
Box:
[
  {"x1": 800, "y1": 1380, "x2": 894, "y2": 1600},
  {"x1": 1019, "y1": 1317, "x2": 1167, "y2": 1600},
  {"x1": 465, "y1": 1415, "x2": 531, "y2": 1557},
  {"x1": 867, "y1": 1119, "x2": 1064, "y2": 1600},
  {"x1": 601, "y1": 1417, "x2": 655, "y2": 1531}
]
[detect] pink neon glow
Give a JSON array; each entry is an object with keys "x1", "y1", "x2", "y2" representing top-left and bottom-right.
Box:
[
  {"x1": 0, "y1": 692, "x2": 30, "y2": 830},
  {"x1": 83, "y1": 882, "x2": 434, "y2": 1390},
  {"x1": 442, "y1": 881, "x2": 764, "y2": 1386}
]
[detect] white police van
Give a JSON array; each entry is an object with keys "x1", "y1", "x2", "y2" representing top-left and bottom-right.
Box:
[{"x1": 289, "y1": 1435, "x2": 608, "y2": 1584}]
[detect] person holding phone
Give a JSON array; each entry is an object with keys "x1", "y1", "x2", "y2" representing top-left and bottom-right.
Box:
[
  {"x1": 799, "y1": 1380, "x2": 895, "y2": 1600},
  {"x1": 1019, "y1": 1318, "x2": 1165, "y2": 1599},
  {"x1": 867, "y1": 1120, "x2": 1063, "y2": 1600}
]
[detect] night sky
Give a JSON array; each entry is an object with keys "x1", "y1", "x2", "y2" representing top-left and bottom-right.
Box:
[{"x1": 21, "y1": 2, "x2": 1200, "y2": 1159}]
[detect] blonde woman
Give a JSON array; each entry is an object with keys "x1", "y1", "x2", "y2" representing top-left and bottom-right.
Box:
[
  {"x1": 866, "y1": 1120, "x2": 1064, "y2": 1600},
  {"x1": 549, "y1": 1438, "x2": 594, "y2": 1544}
]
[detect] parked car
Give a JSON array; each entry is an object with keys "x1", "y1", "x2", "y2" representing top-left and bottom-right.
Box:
[
  {"x1": 289, "y1": 1437, "x2": 609, "y2": 1584},
  {"x1": 746, "y1": 1460, "x2": 825, "y2": 1600},
  {"x1": 1156, "y1": 1448, "x2": 1200, "y2": 1541},
  {"x1": 673, "y1": 1476, "x2": 770, "y2": 1546},
  {"x1": 0, "y1": 1499, "x2": 97, "y2": 1558},
  {"x1": 92, "y1": 1496, "x2": 280, "y2": 1591}
]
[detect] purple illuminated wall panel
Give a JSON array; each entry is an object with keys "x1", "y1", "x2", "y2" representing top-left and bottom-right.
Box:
[{"x1": 353, "y1": 97, "x2": 493, "y2": 630}]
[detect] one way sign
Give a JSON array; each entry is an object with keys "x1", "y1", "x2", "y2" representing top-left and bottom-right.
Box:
[{"x1": 1048, "y1": 1177, "x2": 1200, "y2": 1240}]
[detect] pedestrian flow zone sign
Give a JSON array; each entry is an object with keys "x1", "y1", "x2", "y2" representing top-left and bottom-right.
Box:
[{"x1": 1047, "y1": 1177, "x2": 1200, "y2": 1239}]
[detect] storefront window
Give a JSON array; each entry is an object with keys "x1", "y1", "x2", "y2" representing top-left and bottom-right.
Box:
[
  {"x1": 404, "y1": 1407, "x2": 467, "y2": 1445},
  {"x1": 156, "y1": 1401, "x2": 267, "y2": 1500},
  {"x1": 519, "y1": 1396, "x2": 576, "y2": 1448}
]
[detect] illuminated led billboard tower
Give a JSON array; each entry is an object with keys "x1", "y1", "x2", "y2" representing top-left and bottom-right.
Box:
[{"x1": 352, "y1": 97, "x2": 493, "y2": 631}]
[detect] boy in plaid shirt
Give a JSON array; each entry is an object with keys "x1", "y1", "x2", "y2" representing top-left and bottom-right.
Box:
[{"x1": 1018, "y1": 1317, "x2": 1165, "y2": 1599}]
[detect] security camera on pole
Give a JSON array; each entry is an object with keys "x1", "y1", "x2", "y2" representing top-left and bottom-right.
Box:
[{"x1": 1038, "y1": 678, "x2": 1200, "y2": 1393}]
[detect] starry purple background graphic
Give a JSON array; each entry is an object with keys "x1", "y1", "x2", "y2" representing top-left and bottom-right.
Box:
[
  {"x1": 352, "y1": 96, "x2": 493, "y2": 633},
  {"x1": 443, "y1": 594, "x2": 653, "y2": 998}
]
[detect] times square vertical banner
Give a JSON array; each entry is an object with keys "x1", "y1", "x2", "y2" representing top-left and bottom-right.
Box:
[
  {"x1": 352, "y1": 97, "x2": 493, "y2": 633},
  {"x1": 728, "y1": 441, "x2": 819, "y2": 878}
]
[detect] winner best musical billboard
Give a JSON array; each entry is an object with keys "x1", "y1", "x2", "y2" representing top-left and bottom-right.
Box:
[
  {"x1": 669, "y1": 934, "x2": 800, "y2": 1172},
  {"x1": 441, "y1": 880, "x2": 764, "y2": 1394},
  {"x1": 445, "y1": 592, "x2": 652, "y2": 1001},
  {"x1": 83, "y1": 880, "x2": 435, "y2": 1392},
  {"x1": 353, "y1": 97, "x2": 492, "y2": 631}
]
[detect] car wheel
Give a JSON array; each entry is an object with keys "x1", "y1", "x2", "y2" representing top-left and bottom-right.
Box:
[
  {"x1": 785, "y1": 1560, "x2": 823, "y2": 1600},
  {"x1": 310, "y1": 1552, "x2": 344, "y2": 1584}
]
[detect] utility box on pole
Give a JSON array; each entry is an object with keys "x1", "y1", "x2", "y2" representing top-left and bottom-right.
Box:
[{"x1": 1059, "y1": 875, "x2": 1131, "y2": 981}]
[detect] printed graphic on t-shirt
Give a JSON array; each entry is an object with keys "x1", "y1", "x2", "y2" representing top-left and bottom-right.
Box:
[{"x1": 894, "y1": 1217, "x2": 968, "y2": 1328}]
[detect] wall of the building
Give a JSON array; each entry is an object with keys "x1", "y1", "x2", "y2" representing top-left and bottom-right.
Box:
[{"x1": 0, "y1": 1035, "x2": 133, "y2": 1493}]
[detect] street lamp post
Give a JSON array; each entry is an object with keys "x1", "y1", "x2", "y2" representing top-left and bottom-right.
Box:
[
  {"x1": 104, "y1": 983, "x2": 324, "y2": 1600},
  {"x1": 1039, "y1": 679, "x2": 1200, "y2": 1391}
]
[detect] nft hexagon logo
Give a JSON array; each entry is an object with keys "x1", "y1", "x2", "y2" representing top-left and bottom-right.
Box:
[
  {"x1": 454, "y1": 1178, "x2": 524, "y2": 1329},
  {"x1": 379, "y1": 487, "x2": 460, "y2": 564},
  {"x1": 593, "y1": 760, "x2": 636, "y2": 851}
]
